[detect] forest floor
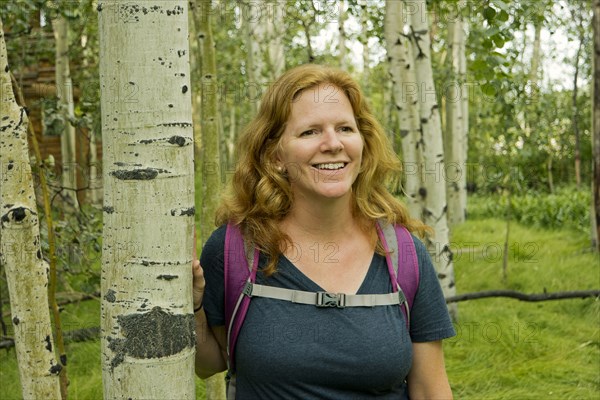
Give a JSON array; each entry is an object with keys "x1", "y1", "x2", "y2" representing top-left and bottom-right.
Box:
[{"x1": 0, "y1": 217, "x2": 598, "y2": 399}]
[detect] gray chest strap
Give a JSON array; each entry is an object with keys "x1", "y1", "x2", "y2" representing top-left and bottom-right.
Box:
[{"x1": 243, "y1": 281, "x2": 407, "y2": 309}]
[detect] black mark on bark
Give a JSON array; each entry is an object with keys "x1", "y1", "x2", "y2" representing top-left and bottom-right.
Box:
[
  {"x1": 45, "y1": 335, "x2": 52, "y2": 352},
  {"x1": 168, "y1": 136, "x2": 186, "y2": 146},
  {"x1": 170, "y1": 207, "x2": 195, "y2": 217},
  {"x1": 49, "y1": 363, "x2": 62, "y2": 375},
  {"x1": 107, "y1": 307, "x2": 195, "y2": 369},
  {"x1": 157, "y1": 274, "x2": 178, "y2": 281},
  {"x1": 104, "y1": 289, "x2": 117, "y2": 303},
  {"x1": 111, "y1": 168, "x2": 164, "y2": 180}
]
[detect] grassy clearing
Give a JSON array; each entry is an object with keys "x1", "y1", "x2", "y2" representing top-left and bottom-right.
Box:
[
  {"x1": 0, "y1": 217, "x2": 598, "y2": 399},
  {"x1": 445, "y1": 217, "x2": 600, "y2": 399},
  {"x1": 0, "y1": 299, "x2": 207, "y2": 400}
]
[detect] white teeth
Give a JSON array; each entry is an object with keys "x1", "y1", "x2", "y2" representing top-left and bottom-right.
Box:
[{"x1": 315, "y1": 163, "x2": 345, "y2": 170}]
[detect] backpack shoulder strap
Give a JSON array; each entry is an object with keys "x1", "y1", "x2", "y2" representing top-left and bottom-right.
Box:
[
  {"x1": 376, "y1": 220, "x2": 420, "y2": 330},
  {"x1": 224, "y1": 222, "x2": 259, "y2": 372},
  {"x1": 393, "y1": 224, "x2": 419, "y2": 310}
]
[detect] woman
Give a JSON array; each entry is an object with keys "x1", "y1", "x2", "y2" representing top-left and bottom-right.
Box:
[{"x1": 192, "y1": 64, "x2": 455, "y2": 399}]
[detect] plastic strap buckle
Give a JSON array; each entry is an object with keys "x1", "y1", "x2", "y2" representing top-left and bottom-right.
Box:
[
  {"x1": 316, "y1": 292, "x2": 346, "y2": 308},
  {"x1": 242, "y1": 281, "x2": 253, "y2": 297}
]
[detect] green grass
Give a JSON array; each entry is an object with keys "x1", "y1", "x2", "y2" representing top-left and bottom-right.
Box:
[
  {"x1": 1, "y1": 217, "x2": 598, "y2": 399},
  {"x1": 445, "y1": 218, "x2": 600, "y2": 399},
  {"x1": 0, "y1": 299, "x2": 207, "y2": 399}
]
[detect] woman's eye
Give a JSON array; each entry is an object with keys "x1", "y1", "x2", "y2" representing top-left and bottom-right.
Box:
[
  {"x1": 339, "y1": 126, "x2": 354, "y2": 133},
  {"x1": 300, "y1": 129, "x2": 317, "y2": 136}
]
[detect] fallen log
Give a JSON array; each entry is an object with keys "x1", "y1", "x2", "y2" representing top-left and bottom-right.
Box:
[
  {"x1": 446, "y1": 289, "x2": 600, "y2": 303},
  {"x1": 0, "y1": 326, "x2": 100, "y2": 350}
]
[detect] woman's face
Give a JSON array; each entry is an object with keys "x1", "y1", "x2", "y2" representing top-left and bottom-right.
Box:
[{"x1": 277, "y1": 83, "x2": 364, "y2": 204}]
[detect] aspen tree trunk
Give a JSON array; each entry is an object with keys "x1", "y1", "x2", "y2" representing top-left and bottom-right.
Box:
[
  {"x1": 188, "y1": 0, "x2": 203, "y2": 164},
  {"x1": 573, "y1": 6, "x2": 585, "y2": 190},
  {"x1": 195, "y1": 1, "x2": 226, "y2": 397},
  {"x1": 338, "y1": 0, "x2": 347, "y2": 70},
  {"x1": 98, "y1": 2, "x2": 196, "y2": 399},
  {"x1": 88, "y1": 129, "x2": 100, "y2": 206},
  {"x1": 53, "y1": 15, "x2": 79, "y2": 209},
  {"x1": 0, "y1": 17, "x2": 62, "y2": 400},
  {"x1": 384, "y1": 0, "x2": 423, "y2": 219},
  {"x1": 227, "y1": 106, "x2": 236, "y2": 169},
  {"x1": 593, "y1": 0, "x2": 600, "y2": 252},
  {"x1": 459, "y1": 13, "x2": 468, "y2": 215},
  {"x1": 445, "y1": 8, "x2": 467, "y2": 226},
  {"x1": 359, "y1": 0, "x2": 370, "y2": 86},
  {"x1": 242, "y1": 0, "x2": 265, "y2": 113},
  {"x1": 406, "y1": 0, "x2": 457, "y2": 317},
  {"x1": 265, "y1": 0, "x2": 285, "y2": 81},
  {"x1": 528, "y1": 22, "x2": 542, "y2": 87}
]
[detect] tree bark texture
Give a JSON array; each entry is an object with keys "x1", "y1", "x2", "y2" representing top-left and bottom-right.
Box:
[
  {"x1": 445, "y1": 10, "x2": 467, "y2": 227},
  {"x1": 384, "y1": 0, "x2": 423, "y2": 219},
  {"x1": 52, "y1": 15, "x2": 79, "y2": 209},
  {"x1": 195, "y1": 2, "x2": 227, "y2": 397},
  {"x1": 405, "y1": 0, "x2": 457, "y2": 318},
  {"x1": 359, "y1": 0, "x2": 370, "y2": 86},
  {"x1": 338, "y1": 0, "x2": 347, "y2": 70},
  {"x1": 0, "y1": 17, "x2": 62, "y2": 400},
  {"x1": 197, "y1": 0, "x2": 222, "y2": 245},
  {"x1": 573, "y1": 5, "x2": 585, "y2": 190},
  {"x1": 98, "y1": 2, "x2": 196, "y2": 398}
]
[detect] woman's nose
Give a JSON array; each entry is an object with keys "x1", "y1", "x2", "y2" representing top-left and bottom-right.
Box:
[{"x1": 320, "y1": 128, "x2": 343, "y2": 153}]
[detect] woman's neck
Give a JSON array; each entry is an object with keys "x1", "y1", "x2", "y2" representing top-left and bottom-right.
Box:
[{"x1": 281, "y1": 194, "x2": 358, "y2": 241}]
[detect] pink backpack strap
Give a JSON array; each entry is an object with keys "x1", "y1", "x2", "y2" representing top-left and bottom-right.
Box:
[
  {"x1": 394, "y1": 224, "x2": 419, "y2": 311},
  {"x1": 224, "y1": 223, "x2": 258, "y2": 372},
  {"x1": 376, "y1": 220, "x2": 420, "y2": 331}
]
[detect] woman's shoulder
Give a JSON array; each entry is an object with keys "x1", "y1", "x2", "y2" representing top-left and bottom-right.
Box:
[{"x1": 200, "y1": 224, "x2": 228, "y2": 258}]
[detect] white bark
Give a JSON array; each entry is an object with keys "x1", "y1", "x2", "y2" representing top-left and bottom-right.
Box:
[
  {"x1": 459, "y1": 15, "x2": 468, "y2": 218},
  {"x1": 445, "y1": 9, "x2": 467, "y2": 226},
  {"x1": 241, "y1": 0, "x2": 284, "y2": 110},
  {"x1": 227, "y1": 105, "x2": 236, "y2": 168},
  {"x1": 188, "y1": 0, "x2": 203, "y2": 163},
  {"x1": 242, "y1": 0, "x2": 265, "y2": 113},
  {"x1": 405, "y1": 0, "x2": 457, "y2": 317},
  {"x1": 88, "y1": 129, "x2": 100, "y2": 206},
  {"x1": 528, "y1": 22, "x2": 542, "y2": 86},
  {"x1": 0, "y1": 17, "x2": 62, "y2": 400},
  {"x1": 384, "y1": 0, "x2": 423, "y2": 219},
  {"x1": 338, "y1": 0, "x2": 347, "y2": 70},
  {"x1": 359, "y1": 0, "x2": 370, "y2": 84},
  {"x1": 52, "y1": 15, "x2": 79, "y2": 209},
  {"x1": 98, "y1": 2, "x2": 195, "y2": 398},
  {"x1": 265, "y1": 0, "x2": 285, "y2": 81}
]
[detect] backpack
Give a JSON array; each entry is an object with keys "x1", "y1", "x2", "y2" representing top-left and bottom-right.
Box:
[{"x1": 222, "y1": 220, "x2": 419, "y2": 396}]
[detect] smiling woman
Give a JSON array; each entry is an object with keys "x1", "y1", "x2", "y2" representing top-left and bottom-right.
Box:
[
  {"x1": 191, "y1": 64, "x2": 455, "y2": 399},
  {"x1": 277, "y1": 82, "x2": 364, "y2": 202}
]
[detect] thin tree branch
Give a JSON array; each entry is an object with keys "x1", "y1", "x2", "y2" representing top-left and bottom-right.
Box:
[{"x1": 446, "y1": 289, "x2": 600, "y2": 303}]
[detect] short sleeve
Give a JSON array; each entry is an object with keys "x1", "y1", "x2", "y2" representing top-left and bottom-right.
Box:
[
  {"x1": 199, "y1": 225, "x2": 228, "y2": 327},
  {"x1": 408, "y1": 236, "x2": 456, "y2": 342}
]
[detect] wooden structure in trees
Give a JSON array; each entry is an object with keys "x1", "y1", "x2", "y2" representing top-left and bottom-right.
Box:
[{"x1": 8, "y1": 26, "x2": 102, "y2": 206}]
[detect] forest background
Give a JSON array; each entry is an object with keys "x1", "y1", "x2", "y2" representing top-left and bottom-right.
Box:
[{"x1": 0, "y1": 0, "x2": 598, "y2": 399}]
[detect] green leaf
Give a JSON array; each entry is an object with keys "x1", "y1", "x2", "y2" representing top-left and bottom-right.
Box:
[
  {"x1": 497, "y1": 10, "x2": 509, "y2": 22},
  {"x1": 492, "y1": 34, "x2": 505, "y2": 48},
  {"x1": 483, "y1": 6, "x2": 497, "y2": 21},
  {"x1": 472, "y1": 59, "x2": 488, "y2": 72}
]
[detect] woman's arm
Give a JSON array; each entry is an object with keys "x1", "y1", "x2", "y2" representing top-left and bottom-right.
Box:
[
  {"x1": 194, "y1": 312, "x2": 227, "y2": 378},
  {"x1": 192, "y1": 259, "x2": 228, "y2": 378},
  {"x1": 407, "y1": 341, "x2": 453, "y2": 400}
]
